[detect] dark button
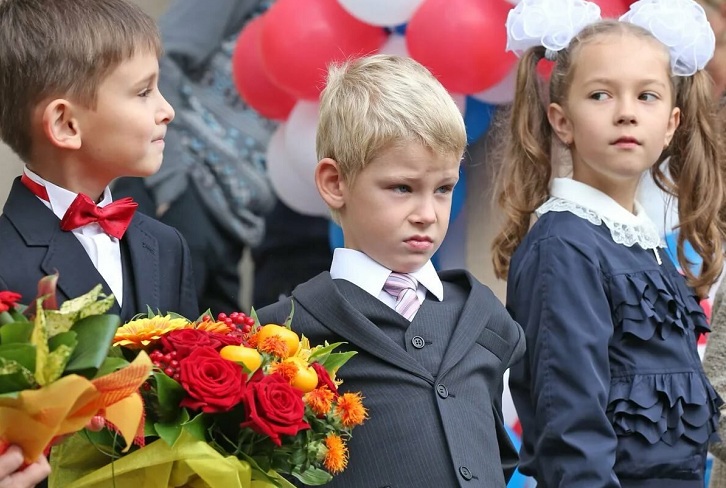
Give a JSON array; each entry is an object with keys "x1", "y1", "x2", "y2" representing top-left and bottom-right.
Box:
[
  {"x1": 436, "y1": 384, "x2": 448, "y2": 398},
  {"x1": 459, "y1": 466, "x2": 473, "y2": 480},
  {"x1": 411, "y1": 335, "x2": 425, "y2": 349}
]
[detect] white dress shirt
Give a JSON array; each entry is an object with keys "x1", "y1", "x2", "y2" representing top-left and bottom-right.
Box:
[
  {"x1": 24, "y1": 167, "x2": 124, "y2": 305},
  {"x1": 329, "y1": 248, "x2": 443, "y2": 320}
]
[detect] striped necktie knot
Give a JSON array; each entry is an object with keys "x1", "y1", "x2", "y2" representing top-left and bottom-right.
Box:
[{"x1": 383, "y1": 272, "x2": 420, "y2": 321}]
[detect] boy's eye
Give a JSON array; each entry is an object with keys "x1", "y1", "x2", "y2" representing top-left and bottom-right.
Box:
[
  {"x1": 392, "y1": 185, "x2": 411, "y2": 193},
  {"x1": 436, "y1": 185, "x2": 454, "y2": 194},
  {"x1": 589, "y1": 92, "x2": 609, "y2": 101},
  {"x1": 138, "y1": 88, "x2": 153, "y2": 98}
]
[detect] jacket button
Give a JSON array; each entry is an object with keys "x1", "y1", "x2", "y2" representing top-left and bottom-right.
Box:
[
  {"x1": 411, "y1": 335, "x2": 425, "y2": 349},
  {"x1": 436, "y1": 384, "x2": 448, "y2": 398},
  {"x1": 459, "y1": 466, "x2": 473, "y2": 480}
]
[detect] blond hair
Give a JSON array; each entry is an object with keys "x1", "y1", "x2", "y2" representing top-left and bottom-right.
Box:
[
  {"x1": 317, "y1": 54, "x2": 467, "y2": 188},
  {"x1": 0, "y1": 0, "x2": 161, "y2": 161},
  {"x1": 492, "y1": 20, "x2": 726, "y2": 298}
]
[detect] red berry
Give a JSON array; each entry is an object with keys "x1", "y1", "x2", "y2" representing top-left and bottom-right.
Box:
[
  {"x1": 218, "y1": 313, "x2": 228, "y2": 320},
  {"x1": 171, "y1": 360, "x2": 179, "y2": 367},
  {"x1": 164, "y1": 368, "x2": 175, "y2": 376}
]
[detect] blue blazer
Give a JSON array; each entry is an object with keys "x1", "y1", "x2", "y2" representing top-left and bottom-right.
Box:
[{"x1": 0, "y1": 177, "x2": 199, "y2": 322}]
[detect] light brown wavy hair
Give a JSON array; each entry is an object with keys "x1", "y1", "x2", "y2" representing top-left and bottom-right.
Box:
[{"x1": 491, "y1": 20, "x2": 726, "y2": 298}]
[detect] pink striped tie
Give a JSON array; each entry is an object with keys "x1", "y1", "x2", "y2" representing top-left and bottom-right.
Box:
[{"x1": 383, "y1": 272, "x2": 421, "y2": 321}]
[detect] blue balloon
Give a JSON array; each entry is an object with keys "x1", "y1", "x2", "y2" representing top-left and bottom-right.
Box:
[
  {"x1": 464, "y1": 96, "x2": 496, "y2": 144},
  {"x1": 663, "y1": 232, "x2": 702, "y2": 274},
  {"x1": 505, "y1": 425, "x2": 528, "y2": 488},
  {"x1": 328, "y1": 220, "x2": 345, "y2": 251}
]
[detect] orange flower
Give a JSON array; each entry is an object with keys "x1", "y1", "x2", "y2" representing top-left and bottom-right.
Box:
[
  {"x1": 323, "y1": 434, "x2": 348, "y2": 474},
  {"x1": 113, "y1": 315, "x2": 190, "y2": 349},
  {"x1": 196, "y1": 320, "x2": 232, "y2": 334},
  {"x1": 335, "y1": 392, "x2": 367, "y2": 428},
  {"x1": 247, "y1": 331, "x2": 260, "y2": 348},
  {"x1": 305, "y1": 386, "x2": 335, "y2": 416},
  {"x1": 270, "y1": 361, "x2": 298, "y2": 383},
  {"x1": 258, "y1": 335, "x2": 289, "y2": 358}
]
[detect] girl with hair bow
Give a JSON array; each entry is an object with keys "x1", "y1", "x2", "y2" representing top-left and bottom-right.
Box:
[{"x1": 492, "y1": 0, "x2": 726, "y2": 486}]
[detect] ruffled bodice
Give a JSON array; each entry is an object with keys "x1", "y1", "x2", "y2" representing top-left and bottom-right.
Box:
[{"x1": 507, "y1": 189, "x2": 722, "y2": 486}]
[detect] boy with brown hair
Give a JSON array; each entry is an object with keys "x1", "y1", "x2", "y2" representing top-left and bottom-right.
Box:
[{"x1": 0, "y1": 0, "x2": 198, "y2": 322}]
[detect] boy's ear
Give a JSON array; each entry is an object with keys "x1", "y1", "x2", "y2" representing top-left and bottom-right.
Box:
[
  {"x1": 41, "y1": 99, "x2": 82, "y2": 150},
  {"x1": 315, "y1": 158, "x2": 346, "y2": 210},
  {"x1": 547, "y1": 102, "x2": 573, "y2": 146}
]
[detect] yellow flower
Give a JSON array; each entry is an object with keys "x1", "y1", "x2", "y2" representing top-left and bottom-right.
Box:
[
  {"x1": 335, "y1": 392, "x2": 367, "y2": 428},
  {"x1": 323, "y1": 434, "x2": 348, "y2": 474},
  {"x1": 305, "y1": 386, "x2": 335, "y2": 416},
  {"x1": 113, "y1": 315, "x2": 190, "y2": 349}
]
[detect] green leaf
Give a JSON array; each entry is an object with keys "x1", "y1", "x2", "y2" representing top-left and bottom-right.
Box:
[
  {"x1": 249, "y1": 308, "x2": 261, "y2": 334},
  {"x1": 48, "y1": 331, "x2": 77, "y2": 352},
  {"x1": 64, "y1": 314, "x2": 120, "y2": 378},
  {"x1": 318, "y1": 351, "x2": 357, "y2": 375},
  {"x1": 31, "y1": 302, "x2": 51, "y2": 386},
  {"x1": 154, "y1": 372, "x2": 185, "y2": 421},
  {"x1": 292, "y1": 466, "x2": 333, "y2": 486},
  {"x1": 0, "y1": 311, "x2": 15, "y2": 326},
  {"x1": 0, "y1": 343, "x2": 36, "y2": 371},
  {"x1": 283, "y1": 301, "x2": 295, "y2": 329},
  {"x1": 58, "y1": 285, "x2": 103, "y2": 315},
  {"x1": 42, "y1": 344, "x2": 75, "y2": 384},
  {"x1": 0, "y1": 321, "x2": 33, "y2": 344},
  {"x1": 181, "y1": 412, "x2": 208, "y2": 441},
  {"x1": 0, "y1": 356, "x2": 36, "y2": 393},
  {"x1": 155, "y1": 409, "x2": 189, "y2": 445},
  {"x1": 308, "y1": 342, "x2": 346, "y2": 363}
]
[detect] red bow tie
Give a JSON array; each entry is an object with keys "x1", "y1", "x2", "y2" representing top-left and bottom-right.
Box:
[{"x1": 21, "y1": 173, "x2": 137, "y2": 239}]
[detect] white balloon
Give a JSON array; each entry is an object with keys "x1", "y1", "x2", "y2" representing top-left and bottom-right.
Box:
[
  {"x1": 284, "y1": 100, "x2": 321, "y2": 184},
  {"x1": 337, "y1": 0, "x2": 425, "y2": 27},
  {"x1": 266, "y1": 124, "x2": 330, "y2": 218},
  {"x1": 379, "y1": 34, "x2": 409, "y2": 57},
  {"x1": 471, "y1": 66, "x2": 517, "y2": 105}
]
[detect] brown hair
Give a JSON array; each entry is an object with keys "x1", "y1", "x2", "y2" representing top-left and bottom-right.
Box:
[
  {"x1": 0, "y1": 0, "x2": 161, "y2": 161},
  {"x1": 492, "y1": 19, "x2": 726, "y2": 297}
]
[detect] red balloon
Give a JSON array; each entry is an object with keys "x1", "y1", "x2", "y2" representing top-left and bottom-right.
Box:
[
  {"x1": 406, "y1": 0, "x2": 517, "y2": 94},
  {"x1": 260, "y1": 0, "x2": 387, "y2": 101},
  {"x1": 231, "y1": 16, "x2": 297, "y2": 121},
  {"x1": 593, "y1": 0, "x2": 631, "y2": 18}
]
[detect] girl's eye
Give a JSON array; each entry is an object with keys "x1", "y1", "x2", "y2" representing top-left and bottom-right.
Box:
[
  {"x1": 139, "y1": 88, "x2": 152, "y2": 98},
  {"x1": 639, "y1": 92, "x2": 658, "y2": 102},
  {"x1": 590, "y1": 92, "x2": 609, "y2": 101}
]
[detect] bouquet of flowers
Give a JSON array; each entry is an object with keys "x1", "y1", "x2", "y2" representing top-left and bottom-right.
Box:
[
  {"x1": 0, "y1": 275, "x2": 151, "y2": 464},
  {"x1": 51, "y1": 304, "x2": 366, "y2": 487}
]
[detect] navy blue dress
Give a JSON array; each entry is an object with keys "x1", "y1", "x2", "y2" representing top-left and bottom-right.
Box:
[{"x1": 507, "y1": 210, "x2": 722, "y2": 488}]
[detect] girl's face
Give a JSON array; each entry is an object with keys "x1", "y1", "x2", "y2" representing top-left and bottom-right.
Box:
[{"x1": 547, "y1": 34, "x2": 681, "y2": 210}]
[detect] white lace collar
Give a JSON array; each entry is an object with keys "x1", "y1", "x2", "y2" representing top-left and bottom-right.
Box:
[{"x1": 536, "y1": 178, "x2": 663, "y2": 250}]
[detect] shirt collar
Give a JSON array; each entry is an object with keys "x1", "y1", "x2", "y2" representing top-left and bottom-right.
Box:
[
  {"x1": 330, "y1": 248, "x2": 444, "y2": 301},
  {"x1": 23, "y1": 166, "x2": 114, "y2": 221},
  {"x1": 548, "y1": 178, "x2": 653, "y2": 227}
]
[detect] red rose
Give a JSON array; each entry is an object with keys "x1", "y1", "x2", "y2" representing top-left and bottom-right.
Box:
[
  {"x1": 161, "y1": 329, "x2": 224, "y2": 357},
  {"x1": 241, "y1": 372, "x2": 309, "y2": 446},
  {"x1": 311, "y1": 362, "x2": 339, "y2": 396},
  {"x1": 0, "y1": 291, "x2": 21, "y2": 313},
  {"x1": 179, "y1": 347, "x2": 247, "y2": 413}
]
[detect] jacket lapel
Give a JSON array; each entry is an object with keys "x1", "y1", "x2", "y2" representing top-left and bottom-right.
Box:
[
  {"x1": 437, "y1": 270, "x2": 492, "y2": 377},
  {"x1": 121, "y1": 217, "x2": 160, "y2": 314},
  {"x1": 293, "y1": 273, "x2": 434, "y2": 383},
  {"x1": 3, "y1": 178, "x2": 118, "y2": 312}
]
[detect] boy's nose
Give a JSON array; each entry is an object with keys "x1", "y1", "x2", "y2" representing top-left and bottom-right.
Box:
[
  {"x1": 157, "y1": 93, "x2": 175, "y2": 125},
  {"x1": 411, "y1": 197, "x2": 438, "y2": 225}
]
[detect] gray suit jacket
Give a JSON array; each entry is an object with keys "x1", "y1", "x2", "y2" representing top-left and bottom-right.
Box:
[{"x1": 256, "y1": 270, "x2": 525, "y2": 487}]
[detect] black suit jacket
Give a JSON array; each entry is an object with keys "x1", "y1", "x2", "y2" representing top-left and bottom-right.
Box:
[
  {"x1": 0, "y1": 177, "x2": 199, "y2": 322},
  {"x1": 257, "y1": 270, "x2": 525, "y2": 488}
]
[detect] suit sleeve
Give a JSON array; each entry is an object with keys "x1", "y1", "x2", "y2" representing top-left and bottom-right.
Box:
[
  {"x1": 509, "y1": 236, "x2": 620, "y2": 487},
  {"x1": 173, "y1": 228, "x2": 199, "y2": 319}
]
